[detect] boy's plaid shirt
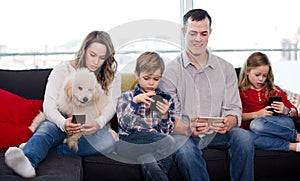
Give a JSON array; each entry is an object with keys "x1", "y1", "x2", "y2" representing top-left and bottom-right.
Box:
[{"x1": 117, "y1": 84, "x2": 176, "y2": 136}]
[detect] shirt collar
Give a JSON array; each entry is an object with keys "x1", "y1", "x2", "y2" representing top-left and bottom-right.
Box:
[{"x1": 182, "y1": 50, "x2": 217, "y2": 70}]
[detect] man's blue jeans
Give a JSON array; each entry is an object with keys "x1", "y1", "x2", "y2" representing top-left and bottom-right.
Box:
[
  {"x1": 23, "y1": 121, "x2": 116, "y2": 169},
  {"x1": 249, "y1": 115, "x2": 297, "y2": 151},
  {"x1": 173, "y1": 127, "x2": 254, "y2": 181},
  {"x1": 117, "y1": 131, "x2": 176, "y2": 181}
]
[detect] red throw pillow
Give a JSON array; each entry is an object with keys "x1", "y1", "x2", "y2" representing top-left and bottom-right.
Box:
[
  {"x1": 0, "y1": 88, "x2": 43, "y2": 148},
  {"x1": 0, "y1": 123, "x2": 33, "y2": 149}
]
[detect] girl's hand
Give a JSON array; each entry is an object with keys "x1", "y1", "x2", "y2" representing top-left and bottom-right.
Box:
[
  {"x1": 156, "y1": 98, "x2": 170, "y2": 119},
  {"x1": 255, "y1": 107, "x2": 274, "y2": 118},
  {"x1": 80, "y1": 121, "x2": 100, "y2": 135},
  {"x1": 64, "y1": 117, "x2": 81, "y2": 135},
  {"x1": 132, "y1": 91, "x2": 156, "y2": 107},
  {"x1": 270, "y1": 101, "x2": 285, "y2": 114}
]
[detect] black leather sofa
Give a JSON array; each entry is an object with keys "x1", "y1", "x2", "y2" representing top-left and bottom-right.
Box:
[{"x1": 1, "y1": 68, "x2": 300, "y2": 181}]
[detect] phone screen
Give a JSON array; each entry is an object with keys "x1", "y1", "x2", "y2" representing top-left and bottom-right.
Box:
[
  {"x1": 267, "y1": 96, "x2": 282, "y2": 114},
  {"x1": 72, "y1": 114, "x2": 86, "y2": 124},
  {"x1": 268, "y1": 96, "x2": 282, "y2": 106},
  {"x1": 150, "y1": 94, "x2": 166, "y2": 112}
]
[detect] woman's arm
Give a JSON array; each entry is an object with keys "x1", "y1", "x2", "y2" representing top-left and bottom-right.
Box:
[{"x1": 43, "y1": 62, "x2": 73, "y2": 132}]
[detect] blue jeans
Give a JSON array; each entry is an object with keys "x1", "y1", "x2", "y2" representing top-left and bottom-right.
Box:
[
  {"x1": 117, "y1": 131, "x2": 176, "y2": 181},
  {"x1": 173, "y1": 127, "x2": 254, "y2": 181},
  {"x1": 249, "y1": 115, "x2": 297, "y2": 151},
  {"x1": 23, "y1": 121, "x2": 116, "y2": 169}
]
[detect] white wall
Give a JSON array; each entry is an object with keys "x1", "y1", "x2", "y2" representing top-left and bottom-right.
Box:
[{"x1": 272, "y1": 61, "x2": 300, "y2": 94}]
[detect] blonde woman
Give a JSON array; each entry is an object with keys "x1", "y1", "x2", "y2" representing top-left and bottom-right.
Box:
[{"x1": 5, "y1": 31, "x2": 121, "y2": 178}]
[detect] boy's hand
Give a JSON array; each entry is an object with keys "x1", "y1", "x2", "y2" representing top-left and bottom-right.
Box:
[
  {"x1": 132, "y1": 91, "x2": 156, "y2": 107},
  {"x1": 156, "y1": 98, "x2": 170, "y2": 118}
]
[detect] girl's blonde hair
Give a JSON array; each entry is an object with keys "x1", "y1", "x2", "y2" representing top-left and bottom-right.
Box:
[
  {"x1": 75, "y1": 31, "x2": 117, "y2": 94},
  {"x1": 238, "y1": 52, "x2": 279, "y2": 97},
  {"x1": 135, "y1": 52, "x2": 165, "y2": 76}
]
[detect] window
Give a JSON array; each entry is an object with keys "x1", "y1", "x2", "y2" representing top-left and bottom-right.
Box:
[
  {"x1": 0, "y1": 0, "x2": 181, "y2": 70},
  {"x1": 193, "y1": 0, "x2": 300, "y2": 67}
]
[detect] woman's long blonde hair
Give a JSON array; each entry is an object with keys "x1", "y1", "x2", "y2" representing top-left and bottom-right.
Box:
[
  {"x1": 75, "y1": 31, "x2": 117, "y2": 94},
  {"x1": 238, "y1": 52, "x2": 279, "y2": 97}
]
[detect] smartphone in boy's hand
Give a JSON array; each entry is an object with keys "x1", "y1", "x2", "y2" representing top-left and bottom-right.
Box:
[{"x1": 150, "y1": 93, "x2": 167, "y2": 112}]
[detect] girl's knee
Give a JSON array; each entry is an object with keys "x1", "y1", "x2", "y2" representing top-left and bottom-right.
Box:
[{"x1": 249, "y1": 119, "x2": 264, "y2": 133}]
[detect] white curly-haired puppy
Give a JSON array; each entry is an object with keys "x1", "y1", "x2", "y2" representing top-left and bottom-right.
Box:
[{"x1": 29, "y1": 68, "x2": 111, "y2": 152}]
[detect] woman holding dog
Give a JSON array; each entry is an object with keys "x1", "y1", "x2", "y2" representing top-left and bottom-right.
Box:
[{"x1": 4, "y1": 30, "x2": 121, "y2": 178}]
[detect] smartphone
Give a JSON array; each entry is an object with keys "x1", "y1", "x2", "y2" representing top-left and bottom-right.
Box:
[
  {"x1": 150, "y1": 93, "x2": 167, "y2": 112},
  {"x1": 268, "y1": 96, "x2": 282, "y2": 105},
  {"x1": 72, "y1": 114, "x2": 86, "y2": 124},
  {"x1": 267, "y1": 96, "x2": 282, "y2": 113}
]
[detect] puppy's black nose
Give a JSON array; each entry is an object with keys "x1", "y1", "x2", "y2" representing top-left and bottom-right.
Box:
[{"x1": 83, "y1": 97, "x2": 88, "y2": 103}]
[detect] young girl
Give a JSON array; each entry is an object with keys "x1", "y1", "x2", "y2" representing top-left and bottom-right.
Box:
[
  {"x1": 5, "y1": 31, "x2": 121, "y2": 178},
  {"x1": 238, "y1": 52, "x2": 300, "y2": 152}
]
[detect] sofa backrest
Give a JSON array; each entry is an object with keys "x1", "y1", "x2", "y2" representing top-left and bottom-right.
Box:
[
  {"x1": 0, "y1": 68, "x2": 242, "y2": 100},
  {"x1": 0, "y1": 69, "x2": 53, "y2": 100}
]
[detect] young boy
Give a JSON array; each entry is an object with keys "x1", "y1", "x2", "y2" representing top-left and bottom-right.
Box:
[{"x1": 116, "y1": 51, "x2": 176, "y2": 181}]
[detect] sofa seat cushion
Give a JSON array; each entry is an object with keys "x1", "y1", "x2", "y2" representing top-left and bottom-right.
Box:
[
  {"x1": 203, "y1": 149, "x2": 230, "y2": 181},
  {"x1": 83, "y1": 150, "x2": 231, "y2": 181},
  {"x1": 0, "y1": 153, "x2": 83, "y2": 181},
  {"x1": 83, "y1": 153, "x2": 183, "y2": 181},
  {"x1": 254, "y1": 150, "x2": 300, "y2": 180}
]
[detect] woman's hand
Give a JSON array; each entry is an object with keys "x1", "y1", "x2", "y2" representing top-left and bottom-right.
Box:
[
  {"x1": 80, "y1": 121, "x2": 100, "y2": 135},
  {"x1": 64, "y1": 117, "x2": 81, "y2": 135}
]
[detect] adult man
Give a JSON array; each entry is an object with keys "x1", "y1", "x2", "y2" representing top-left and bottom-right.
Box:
[{"x1": 160, "y1": 9, "x2": 254, "y2": 181}]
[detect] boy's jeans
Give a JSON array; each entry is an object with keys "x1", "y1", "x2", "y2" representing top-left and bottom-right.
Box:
[{"x1": 117, "y1": 131, "x2": 176, "y2": 181}]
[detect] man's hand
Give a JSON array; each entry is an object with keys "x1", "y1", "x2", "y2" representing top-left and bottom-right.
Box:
[{"x1": 190, "y1": 116, "x2": 209, "y2": 137}]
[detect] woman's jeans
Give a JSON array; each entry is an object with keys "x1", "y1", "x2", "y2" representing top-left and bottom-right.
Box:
[
  {"x1": 173, "y1": 127, "x2": 254, "y2": 181},
  {"x1": 117, "y1": 131, "x2": 176, "y2": 181},
  {"x1": 249, "y1": 115, "x2": 297, "y2": 151},
  {"x1": 23, "y1": 121, "x2": 116, "y2": 169}
]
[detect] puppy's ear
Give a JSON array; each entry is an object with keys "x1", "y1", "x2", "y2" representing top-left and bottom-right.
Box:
[
  {"x1": 64, "y1": 79, "x2": 73, "y2": 102},
  {"x1": 93, "y1": 89, "x2": 99, "y2": 102}
]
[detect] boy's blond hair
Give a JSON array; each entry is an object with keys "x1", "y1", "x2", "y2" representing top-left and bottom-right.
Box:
[{"x1": 135, "y1": 52, "x2": 165, "y2": 76}]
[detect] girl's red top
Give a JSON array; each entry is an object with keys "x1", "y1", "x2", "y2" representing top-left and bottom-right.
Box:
[{"x1": 239, "y1": 86, "x2": 297, "y2": 129}]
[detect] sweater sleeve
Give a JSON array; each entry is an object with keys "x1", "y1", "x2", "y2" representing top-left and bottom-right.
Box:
[{"x1": 43, "y1": 61, "x2": 74, "y2": 132}]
